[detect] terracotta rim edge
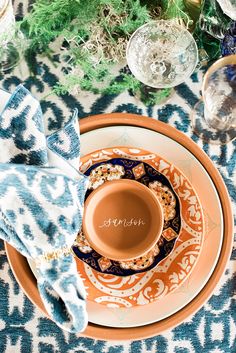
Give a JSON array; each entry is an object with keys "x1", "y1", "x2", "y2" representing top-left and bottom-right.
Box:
[{"x1": 5, "y1": 113, "x2": 233, "y2": 341}]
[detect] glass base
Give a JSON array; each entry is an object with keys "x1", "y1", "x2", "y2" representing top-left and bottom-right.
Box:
[
  {"x1": 191, "y1": 100, "x2": 236, "y2": 145},
  {"x1": 0, "y1": 42, "x2": 20, "y2": 72},
  {"x1": 134, "y1": 84, "x2": 174, "y2": 106},
  {"x1": 0, "y1": 29, "x2": 25, "y2": 72}
]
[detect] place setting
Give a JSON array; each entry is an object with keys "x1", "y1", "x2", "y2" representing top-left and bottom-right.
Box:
[
  {"x1": 0, "y1": 0, "x2": 235, "y2": 348},
  {"x1": 4, "y1": 104, "x2": 233, "y2": 339},
  {"x1": 2, "y1": 30, "x2": 235, "y2": 342}
]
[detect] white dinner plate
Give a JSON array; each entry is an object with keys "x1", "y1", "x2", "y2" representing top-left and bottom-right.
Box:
[
  {"x1": 28, "y1": 125, "x2": 223, "y2": 328},
  {"x1": 80, "y1": 125, "x2": 223, "y2": 327}
]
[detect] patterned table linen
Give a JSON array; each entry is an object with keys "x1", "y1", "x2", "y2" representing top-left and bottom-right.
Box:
[
  {"x1": 0, "y1": 0, "x2": 235, "y2": 352},
  {"x1": 0, "y1": 84, "x2": 89, "y2": 334}
]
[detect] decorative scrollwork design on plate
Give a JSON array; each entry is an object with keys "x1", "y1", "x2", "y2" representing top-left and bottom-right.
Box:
[
  {"x1": 148, "y1": 180, "x2": 176, "y2": 221},
  {"x1": 75, "y1": 151, "x2": 181, "y2": 277},
  {"x1": 74, "y1": 147, "x2": 204, "y2": 307},
  {"x1": 88, "y1": 163, "x2": 125, "y2": 189}
]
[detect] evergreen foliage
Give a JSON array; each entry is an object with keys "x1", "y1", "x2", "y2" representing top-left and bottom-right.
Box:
[{"x1": 20, "y1": 0, "x2": 193, "y2": 104}]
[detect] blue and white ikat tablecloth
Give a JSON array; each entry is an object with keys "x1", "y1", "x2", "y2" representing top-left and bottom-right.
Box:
[{"x1": 0, "y1": 1, "x2": 235, "y2": 352}]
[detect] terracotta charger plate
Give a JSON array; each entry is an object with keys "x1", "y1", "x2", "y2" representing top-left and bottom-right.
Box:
[{"x1": 5, "y1": 113, "x2": 233, "y2": 341}]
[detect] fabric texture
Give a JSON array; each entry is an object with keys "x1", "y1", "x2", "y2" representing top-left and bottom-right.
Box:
[{"x1": 0, "y1": 84, "x2": 88, "y2": 334}]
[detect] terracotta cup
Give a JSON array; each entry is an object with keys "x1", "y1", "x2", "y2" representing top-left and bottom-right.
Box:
[{"x1": 82, "y1": 179, "x2": 164, "y2": 261}]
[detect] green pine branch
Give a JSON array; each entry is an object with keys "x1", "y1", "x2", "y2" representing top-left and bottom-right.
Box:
[{"x1": 20, "y1": 0, "x2": 195, "y2": 100}]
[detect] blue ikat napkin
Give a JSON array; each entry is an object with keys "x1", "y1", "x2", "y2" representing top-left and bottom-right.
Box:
[{"x1": 0, "y1": 85, "x2": 89, "y2": 333}]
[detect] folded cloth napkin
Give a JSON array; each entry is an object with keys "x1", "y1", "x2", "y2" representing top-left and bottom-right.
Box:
[{"x1": 0, "y1": 85, "x2": 89, "y2": 333}]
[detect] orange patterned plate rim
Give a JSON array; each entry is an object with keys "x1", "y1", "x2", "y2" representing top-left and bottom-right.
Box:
[{"x1": 75, "y1": 146, "x2": 204, "y2": 308}]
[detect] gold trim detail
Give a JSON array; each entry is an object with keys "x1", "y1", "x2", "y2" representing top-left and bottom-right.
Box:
[
  {"x1": 35, "y1": 246, "x2": 72, "y2": 267},
  {"x1": 203, "y1": 54, "x2": 236, "y2": 93}
]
